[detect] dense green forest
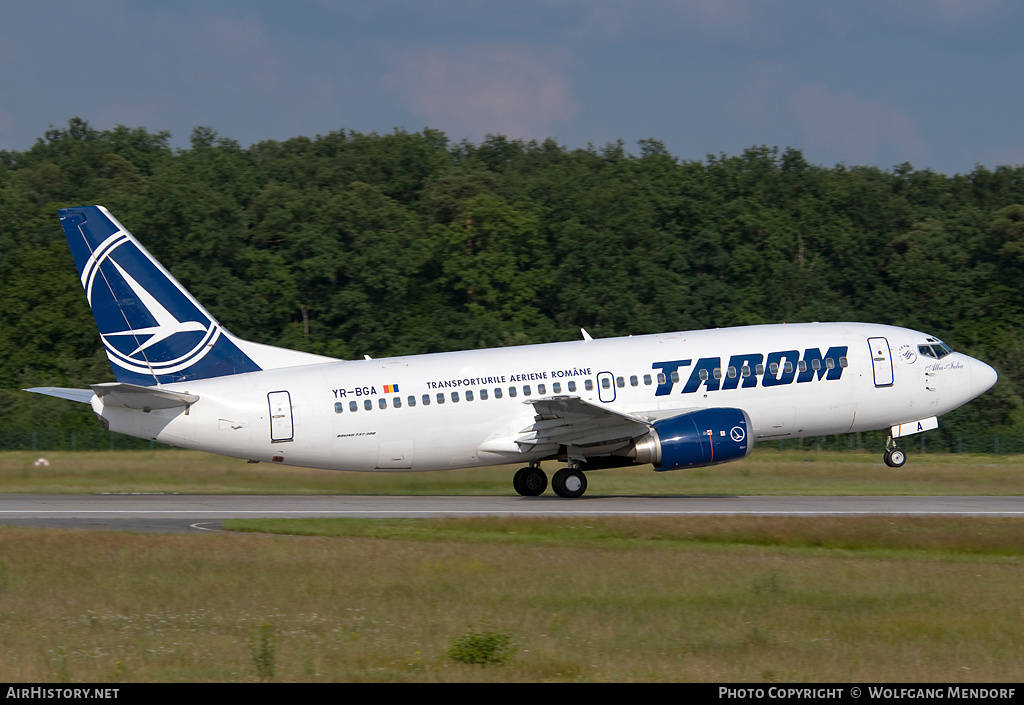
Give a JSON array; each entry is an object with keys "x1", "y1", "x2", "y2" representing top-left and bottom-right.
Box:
[{"x1": 2, "y1": 118, "x2": 1024, "y2": 452}]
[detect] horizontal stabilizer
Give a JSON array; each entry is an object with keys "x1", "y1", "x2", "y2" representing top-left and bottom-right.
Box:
[
  {"x1": 24, "y1": 387, "x2": 95, "y2": 404},
  {"x1": 90, "y1": 382, "x2": 199, "y2": 411}
]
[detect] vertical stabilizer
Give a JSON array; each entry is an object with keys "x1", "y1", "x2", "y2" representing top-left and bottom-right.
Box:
[{"x1": 57, "y1": 206, "x2": 328, "y2": 386}]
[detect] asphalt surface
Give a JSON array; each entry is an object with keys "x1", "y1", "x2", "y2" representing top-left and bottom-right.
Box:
[{"x1": 0, "y1": 494, "x2": 1021, "y2": 532}]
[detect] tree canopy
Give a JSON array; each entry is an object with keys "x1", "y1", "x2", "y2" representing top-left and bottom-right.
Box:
[{"x1": 3, "y1": 119, "x2": 1023, "y2": 451}]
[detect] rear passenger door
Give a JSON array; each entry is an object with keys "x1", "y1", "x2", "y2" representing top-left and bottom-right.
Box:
[{"x1": 268, "y1": 391, "x2": 294, "y2": 442}]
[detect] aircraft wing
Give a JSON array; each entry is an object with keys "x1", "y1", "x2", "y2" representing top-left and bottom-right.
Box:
[{"x1": 517, "y1": 396, "x2": 689, "y2": 456}]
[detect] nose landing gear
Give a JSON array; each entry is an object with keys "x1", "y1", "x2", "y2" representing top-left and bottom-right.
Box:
[{"x1": 883, "y1": 437, "x2": 906, "y2": 467}]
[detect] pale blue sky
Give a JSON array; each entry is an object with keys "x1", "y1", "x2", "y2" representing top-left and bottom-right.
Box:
[{"x1": 3, "y1": 0, "x2": 1022, "y2": 174}]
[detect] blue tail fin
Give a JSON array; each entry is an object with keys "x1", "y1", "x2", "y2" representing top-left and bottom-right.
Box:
[{"x1": 58, "y1": 205, "x2": 263, "y2": 386}]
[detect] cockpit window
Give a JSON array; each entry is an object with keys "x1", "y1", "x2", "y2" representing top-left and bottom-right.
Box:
[{"x1": 918, "y1": 342, "x2": 954, "y2": 359}]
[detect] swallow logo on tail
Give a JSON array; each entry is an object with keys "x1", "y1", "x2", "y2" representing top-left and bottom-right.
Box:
[{"x1": 60, "y1": 206, "x2": 261, "y2": 385}]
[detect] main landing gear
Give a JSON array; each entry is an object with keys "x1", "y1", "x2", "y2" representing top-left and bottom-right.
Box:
[
  {"x1": 512, "y1": 466, "x2": 547, "y2": 496},
  {"x1": 513, "y1": 464, "x2": 588, "y2": 498},
  {"x1": 552, "y1": 466, "x2": 588, "y2": 498},
  {"x1": 883, "y1": 437, "x2": 907, "y2": 468}
]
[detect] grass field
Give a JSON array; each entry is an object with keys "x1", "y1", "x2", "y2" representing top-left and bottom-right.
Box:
[
  {"x1": 1, "y1": 449, "x2": 1022, "y2": 682},
  {"x1": 0, "y1": 517, "x2": 1022, "y2": 682},
  {"x1": 2, "y1": 447, "x2": 1024, "y2": 495}
]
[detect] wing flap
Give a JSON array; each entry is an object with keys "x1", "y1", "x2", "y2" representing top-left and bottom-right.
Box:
[{"x1": 516, "y1": 396, "x2": 653, "y2": 449}]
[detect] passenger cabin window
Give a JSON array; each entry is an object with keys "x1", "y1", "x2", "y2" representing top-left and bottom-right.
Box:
[
  {"x1": 523, "y1": 385, "x2": 532, "y2": 396},
  {"x1": 349, "y1": 400, "x2": 357, "y2": 412},
  {"x1": 408, "y1": 396, "x2": 416, "y2": 407},
  {"x1": 364, "y1": 399, "x2": 373, "y2": 411},
  {"x1": 494, "y1": 388, "x2": 503, "y2": 399},
  {"x1": 616, "y1": 377, "x2": 624, "y2": 388},
  {"x1": 451, "y1": 391, "x2": 459, "y2": 403},
  {"x1": 584, "y1": 379, "x2": 593, "y2": 391},
  {"x1": 509, "y1": 387, "x2": 518, "y2": 398},
  {"x1": 630, "y1": 375, "x2": 638, "y2": 387},
  {"x1": 643, "y1": 374, "x2": 652, "y2": 385},
  {"x1": 335, "y1": 402, "x2": 344, "y2": 413},
  {"x1": 466, "y1": 390, "x2": 474, "y2": 401},
  {"x1": 378, "y1": 398, "x2": 387, "y2": 409},
  {"x1": 480, "y1": 389, "x2": 488, "y2": 400},
  {"x1": 601, "y1": 378, "x2": 611, "y2": 389},
  {"x1": 393, "y1": 397, "x2": 402, "y2": 408},
  {"x1": 537, "y1": 384, "x2": 546, "y2": 395},
  {"x1": 422, "y1": 394, "x2": 431, "y2": 406},
  {"x1": 552, "y1": 382, "x2": 561, "y2": 394},
  {"x1": 436, "y1": 393, "x2": 445, "y2": 405},
  {"x1": 568, "y1": 381, "x2": 576, "y2": 392},
  {"x1": 657, "y1": 373, "x2": 666, "y2": 385}
]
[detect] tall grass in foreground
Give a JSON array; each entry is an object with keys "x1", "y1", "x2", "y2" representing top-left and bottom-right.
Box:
[
  {"x1": 0, "y1": 517, "x2": 1022, "y2": 682},
  {"x1": 2, "y1": 449, "x2": 1024, "y2": 495}
]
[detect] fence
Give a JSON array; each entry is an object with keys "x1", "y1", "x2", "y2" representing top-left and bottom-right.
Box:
[
  {"x1": 0, "y1": 429, "x2": 166, "y2": 452},
  {"x1": 1, "y1": 427, "x2": 1022, "y2": 456},
  {"x1": 769, "y1": 428, "x2": 1024, "y2": 455}
]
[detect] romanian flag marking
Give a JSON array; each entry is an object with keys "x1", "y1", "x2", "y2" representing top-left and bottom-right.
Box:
[{"x1": 383, "y1": 384, "x2": 399, "y2": 394}]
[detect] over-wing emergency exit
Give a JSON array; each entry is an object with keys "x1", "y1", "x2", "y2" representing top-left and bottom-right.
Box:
[{"x1": 27, "y1": 206, "x2": 998, "y2": 497}]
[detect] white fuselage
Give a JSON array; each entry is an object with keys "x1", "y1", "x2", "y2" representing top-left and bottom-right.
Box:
[{"x1": 92, "y1": 322, "x2": 996, "y2": 472}]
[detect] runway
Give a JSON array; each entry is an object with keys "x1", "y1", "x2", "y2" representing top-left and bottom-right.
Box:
[{"x1": 0, "y1": 494, "x2": 1022, "y2": 532}]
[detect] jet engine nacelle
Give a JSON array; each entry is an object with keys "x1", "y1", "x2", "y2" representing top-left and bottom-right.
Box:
[{"x1": 629, "y1": 408, "x2": 752, "y2": 471}]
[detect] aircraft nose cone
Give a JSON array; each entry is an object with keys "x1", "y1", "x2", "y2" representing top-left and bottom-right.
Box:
[{"x1": 969, "y1": 358, "x2": 998, "y2": 398}]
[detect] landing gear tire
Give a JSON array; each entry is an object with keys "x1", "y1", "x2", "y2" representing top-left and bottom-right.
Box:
[
  {"x1": 552, "y1": 468, "x2": 588, "y2": 499},
  {"x1": 513, "y1": 466, "x2": 547, "y2": 496},
  {"x1": 884, "y1": 447, "x2": 906, "y2": 468}
]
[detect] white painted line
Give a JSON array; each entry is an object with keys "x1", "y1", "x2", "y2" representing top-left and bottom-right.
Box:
[{"x1": 4, "y1": 510, "x2": 1024, "y2": 516}]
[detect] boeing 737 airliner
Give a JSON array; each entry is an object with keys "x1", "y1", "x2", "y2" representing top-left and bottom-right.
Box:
[{"x1": 27, "y1": 206, "x2": 999, "y2": 497}]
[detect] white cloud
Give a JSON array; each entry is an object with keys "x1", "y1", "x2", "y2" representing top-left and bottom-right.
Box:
[
  {"x1": 571, "y1": 0, "x2": 782, "y2": 48},
  {"x1": 872, "y1": 0, "x2": 1007, "y2": 31},
  {"x1": 149, "y1": 10, "x2": 282, "y2": 96},
  {"x1": 383, "y1": 45, "x2": 578, "y2": 141},
  {"x1": 791, "y1": 84, "x2": 928, "y2": 167}
]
